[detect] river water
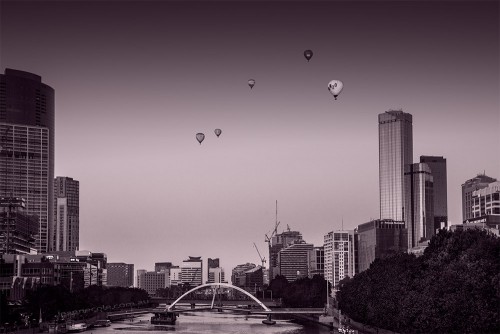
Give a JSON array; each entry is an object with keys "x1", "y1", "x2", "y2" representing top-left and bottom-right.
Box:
[{"x1": 92, "y1": 312, "x2": 333, "y2": 334}]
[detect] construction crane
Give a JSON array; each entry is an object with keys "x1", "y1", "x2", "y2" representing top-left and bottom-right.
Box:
[
  {"x1": 253, "y1": 242, "x2": 266, "y2": 268},
  {"x1": 264, "y1": 200, "x2": 280, "y2": 245}
]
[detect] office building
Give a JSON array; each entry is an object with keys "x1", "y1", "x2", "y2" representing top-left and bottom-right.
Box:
[
  {"x1": 181, "y1": 256, "x2": 202, "y2": 287},
  {"x1": 107, "y1": 263, "x2": 134, "y2": 287},
  {"x1": 277, "y1": 240, "x2": 314, "y2": 282},
  {"x1": 206, "y1": 258, "x2": 226, "y2": 284},
  {"x1": 0, "y1": 69, "x2": 55, "y2": 253},
  {"x1": 405, "y1": 163, "x2": 434, "y2": 249},
  {"x1": 471, "y1": 181, "x2": 500, "y2": 217},
  {"x1": 136, "y1": 269, "x2": 147, "y2": 288},
  {"x1": 231, "y1": 263, "x2": 256, "y2": 286},
  {"x1": 356, "y1": 219, "x2": 408, "y2": 273},
  {"x1": 0, "y1": 197, "x2": 38, "y2": 254},
  {"x1": 169, "y1": 266, "x2": 182, "y2": 286},
  {"x1": 462, "y1": 173, "x2": 497, "y2": 222},
  {"x1": 378, "y1": 110, "x2": 413, "y2": 221},
  {"x1": 155, "y1": 262, "x2": 172, "y2": 273},
  {"x1": 324, "y1": 230, "x2": 357, "y2": 289},
  {"x1": 420, "y1": 156, "x2": 448, "y2": 231},
  {"x1": 231, "y1": 263, "x2": 262, "y2": 291},
  {"x1": 308, "y1": 246, "x2": 324, "y2": 278},
  {"x1": 268, "y1": 230, "x2": 302, "y2": 280},
  {"x1": 54, "y1": 177, "x2": 79, "y2": 252},
  {"x1": 207, "y1": 267, "x2": 226, "y2": 284},
  {"x1": 137, "y1": 271, "x2": 169, "y2": 296},
  {"x1": 208, "y1": 258, "x2": 219, "y2": 269}
]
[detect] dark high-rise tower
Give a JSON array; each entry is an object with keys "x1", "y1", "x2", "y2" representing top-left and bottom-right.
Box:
[
  {"x1": 405, "y1": 163, "x2": 434, "y2": 249},
  {"x1": 378, "y1": 110, "x2": 413, "y2": 221},
  {"x1": 0, "y1": 69, "x2": 55, "y2": 253},
  {"x1": 420, "y1": 156, "x2": 447, "y2": 231}
]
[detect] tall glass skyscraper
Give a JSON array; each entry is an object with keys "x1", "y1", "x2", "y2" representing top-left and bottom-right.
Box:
[
  {"x1": 0, "y1": 69, "x2": 55, "y2": 253},
  {"x1": 404, "y1": 163, "x2": 434, "y2": 249},
  {"x1": 378, "y1": 110, "x2": 413, "y2": 221}
]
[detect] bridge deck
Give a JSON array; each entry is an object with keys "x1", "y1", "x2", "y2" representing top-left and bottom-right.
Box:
[{"x1": 168, "y1": 307, "x2": 325, "y2": 315}]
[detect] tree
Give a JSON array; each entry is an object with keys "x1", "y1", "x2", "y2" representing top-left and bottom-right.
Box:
[
  {"x1": 336, "y1": 229, "x2": 500, "y2": 333},
  {"x1": 267, "y1": 275, "x2": 288, "y2": 299}
]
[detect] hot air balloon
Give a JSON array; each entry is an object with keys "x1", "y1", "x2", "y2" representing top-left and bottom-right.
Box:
[
  {"x1": 327, "y1": 80, "x2": 344, "y2": 100},
  {"x1": 248, "y1": 79, "x2": 255, "y2": 89},
  {"x1": 196, "y1": 133, "x2": 205, "y2": 145},
  {"x1": 214, "y1": 129, "x2": 222, "y2": 137},
  {"x1": 304, "y1": 49, "x2": 313, "y2": 62}
]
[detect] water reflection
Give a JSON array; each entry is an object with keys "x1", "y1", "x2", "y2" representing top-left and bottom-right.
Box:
[{"x1": 93, "y1": 312, "x2": 331, "y2": 334}]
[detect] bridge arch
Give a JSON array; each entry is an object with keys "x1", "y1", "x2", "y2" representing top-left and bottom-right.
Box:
[{"x1": 166, "y1": 283, "x2": 271, "y2": 312}]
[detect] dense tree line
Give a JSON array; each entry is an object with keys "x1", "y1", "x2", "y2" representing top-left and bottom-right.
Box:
[
  {"x1": 268, "y1": 274, "x2": 329, "y2": 308},
  {"x1": 336, "y1": 229, "x2": 500, "y2": 334},
  {"x1": 22, "y1": 285, "x2": 150, "y2": 323}
]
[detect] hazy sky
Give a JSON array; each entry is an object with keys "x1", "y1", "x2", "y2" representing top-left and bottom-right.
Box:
[{"x1": 1, "y1": 0, "x2": 499, "y2": 281}]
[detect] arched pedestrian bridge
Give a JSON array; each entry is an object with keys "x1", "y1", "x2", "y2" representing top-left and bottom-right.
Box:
[
  {"x1": 162, "y1": 283, "x2": 326, "y2": 325},
  {"x1": 167, "y1": 282, "x2": 271, "y2": 312}
]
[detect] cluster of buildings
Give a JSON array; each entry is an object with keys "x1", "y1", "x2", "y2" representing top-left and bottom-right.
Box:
[
  {"x1": 0, "y1": 69, "x2": 107, "y2": 301},
  {"x1": 255, "y1": 110, "x2": 500, "y2": 294},
  {"x1": 0, "y1": 68, "x2": 498, "y2": 303},
  {"x1": 118, "y1": 257, "x2": 227, "y2": 296}
]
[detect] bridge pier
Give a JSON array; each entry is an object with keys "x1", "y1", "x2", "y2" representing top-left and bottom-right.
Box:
[{"x1": 262, "y1": 314, "x2": 276, "y2": 325}]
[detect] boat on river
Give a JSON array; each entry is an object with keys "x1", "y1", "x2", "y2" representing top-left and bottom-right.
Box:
[
  {"x1": 66, "y1": 323, "x2": 87, "y2": 333},
  {"x1": 150, "y1": 311, "x2": 177, "y2": 325}
]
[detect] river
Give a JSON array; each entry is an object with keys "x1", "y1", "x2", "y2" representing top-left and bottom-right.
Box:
[{"x1": 91, "y1": 312, "x2": 333, "y2": 334}]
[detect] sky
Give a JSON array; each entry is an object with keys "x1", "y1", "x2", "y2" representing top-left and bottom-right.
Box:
[{"x1": 1, "y1": 0, "x2": 499, "y2": 282}]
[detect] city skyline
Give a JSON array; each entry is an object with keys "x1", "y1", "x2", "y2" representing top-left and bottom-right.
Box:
[{"x1": 0, "y1": 0, "x2": 498, "y2": 275}]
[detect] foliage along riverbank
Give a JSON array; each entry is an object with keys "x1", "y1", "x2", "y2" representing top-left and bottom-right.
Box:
[{"x1": 336, "y1": 229, "x2": 500, "y2": 334}]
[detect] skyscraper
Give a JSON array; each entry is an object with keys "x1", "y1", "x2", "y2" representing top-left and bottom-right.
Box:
[
  {"x1": 378, "y1": 110, "x2": 413, "y2": 221},
  {"x1": 0, "y1": 69, "x2": 55, "y2": 253},
  {"x1": 420, "y1": 156, "x2": 448, "y2": 231},
  {"x1": 404, "y1": 163, "x2": 434, "y2": 249},
  {"x1": 54, "y1": 177, "x2": 79, "y2": 251}
]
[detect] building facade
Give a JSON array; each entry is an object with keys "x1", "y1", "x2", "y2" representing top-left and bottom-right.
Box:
[
  {"x1": 154, "y1": 262, "x2": 172, "y2": 273},
  {"x1": 0, "y1": 199, "x2": 38, "y2": 254},
  {"x1": 107, "y1": 262, "x2": 134, "y2": 287},
  {"x1": 277, "y1": 240, "x2": 314, "y2": 282},
  {"x1": 378, "y1": 110, "x2": 413, "y2": 221},
  {"x1": 181, "y1": 256, "x2": 202, "y2": 287},
  {"x1": 169, "y1": 266, "x2": 182, "y2": 286},
  {"x1": 0, "y1": 69, "x2": 55, "y2": 253},
  {"x1": 462, "y1": 174, "x2": 497, "y2": 222},
  {"x1": 207, "y1": 267, "x2": 226, "y2": 284},
  {"x1": 268, "y1": 230, "x2": 302, "y2": 280},
  {"x1": 137, "y1": 271, "x2": 169, "y2": 296},
  {"x1": 231, "y1": 263, "x2": 256, "y2": 286},
  {"x1": 356, "y1": 219, "x2": 408, "y2": 273},
  {"x1": 324, "y1": 230, "x2": 357, "y2": 289},
  {"x1": 308, "y1": 246, "x2": 324, "y2": 278},
  {"x1": 54, "y1": 177, "x2": 79, "y2": 252},
  {"x1": 471, "y1": 181, "x2": 500, "y2": 217},
  {"x1": 136, "y1": 269, "x2": 147, "y2": 288},
  {"x1": 420, "y1": 156, "x2": 448, "y2": 231},
  {"x1": 405, "y1": 163, "x2": 434, "y2": 249}
]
